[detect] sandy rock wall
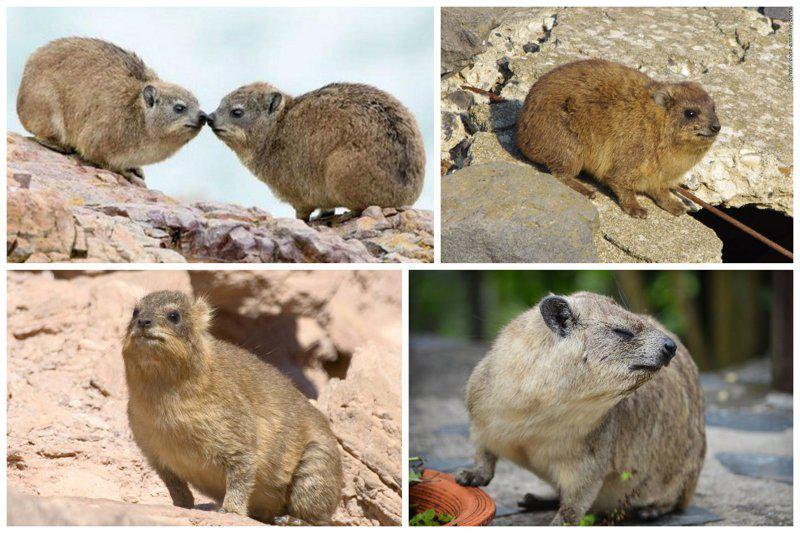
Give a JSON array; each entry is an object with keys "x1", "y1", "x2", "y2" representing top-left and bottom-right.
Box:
[{"x1": 7, "y1": 270, "x2": 402, "y2": 525}]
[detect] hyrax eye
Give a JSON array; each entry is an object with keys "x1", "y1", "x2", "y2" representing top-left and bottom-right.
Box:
[
  {"x1": 167, "y1": 311, "x2": 181, "y2": 324},
  {"x1": 612, "y1": 327, "x2": 634, "y2": 340},
  {"x1": 173, "y1": 103, "x2": 187, "y2": 114},
  {"x1": 684, "y1": 109, "x2": 698, "y2": 119},
  {"x1": 231, "y1": 108, "x2": 244, "y2": 118}
]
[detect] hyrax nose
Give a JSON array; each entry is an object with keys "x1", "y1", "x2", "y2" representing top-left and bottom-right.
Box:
[
  {"x1": 198, "y1": 111, "x2": 207, "y2": 125},
  {"x1": 660, "y1": 337, "x2": 677, "y2": 366},
  {"x1": 206, "y1": 112, "x2": 216, "y2": 127},
  {"x1": 137, "y1": 318, "x2": 152, "y2": 328},
  {"x1": 710, "y1": 122, "x2": 721, "y2": 133}
]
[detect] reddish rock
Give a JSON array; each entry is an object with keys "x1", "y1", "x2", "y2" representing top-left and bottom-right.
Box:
[{"x1": 7, "y1": 133, "x2": 433, "y2": 263}]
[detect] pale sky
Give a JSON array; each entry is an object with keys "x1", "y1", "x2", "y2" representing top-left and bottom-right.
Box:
[{"x1": 7, "y1": 7, "x2": 434, "y2": 217}]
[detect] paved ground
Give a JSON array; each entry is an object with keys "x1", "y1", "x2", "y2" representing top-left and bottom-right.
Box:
[{"x1": 410, "y1": 335, "x2": 793, "y2": 526}]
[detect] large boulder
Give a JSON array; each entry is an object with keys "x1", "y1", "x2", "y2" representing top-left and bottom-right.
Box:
[
  {"x1": 442, "y1": 162, "x2": 600, "y2": 262},
  {"x1": 7, "y1": 271, "x2": 402, "y2": 525},
  {"x1": 6, "y1": 133, "x2": 433, "y2": 263}
]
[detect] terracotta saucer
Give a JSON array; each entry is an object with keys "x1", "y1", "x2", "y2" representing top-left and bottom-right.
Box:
[{"x1": 409, "y1": 469, "x2": 496, "y2": 526}]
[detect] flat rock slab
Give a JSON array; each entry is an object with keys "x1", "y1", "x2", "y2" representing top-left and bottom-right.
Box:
[
  {"x1": 6, "y1": 133, "x2": 433, "y2": 263},
  {"x1": 716, "y1": 453, "x2": 792, "y2": 484},
  {"x1": 442, "y1": 162, "x2": 600, "y2": 262},
  {"x1": 8, "y1": 493, "x2": 262, "y2": 526}
]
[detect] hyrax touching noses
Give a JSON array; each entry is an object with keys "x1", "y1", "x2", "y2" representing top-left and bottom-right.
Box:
[
  {"x1": 122, "y1": 291, "x2": 342, "y2": 525},
  {"x1": 457, "y1": 292, "x2": 705, "y2": 525},
  {"x1": 516, "y1": 59, "x2": 721, "y2": 218},
  {"x1": 207, "y1": 82, "x2": 426, "y2": 221},
  {"x1": 17, "y1": 37, "x2": 205, "y2": 181}
]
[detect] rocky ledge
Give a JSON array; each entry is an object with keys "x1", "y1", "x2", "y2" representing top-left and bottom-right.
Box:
[
  {"x1": 441, "y1": 7, "x2": 792, "y2": 263},
  {"x1": 6, "y1": 133, "x2": 433, "y2": 263}
]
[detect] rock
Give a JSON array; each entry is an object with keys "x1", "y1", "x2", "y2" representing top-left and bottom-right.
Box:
[
  {"x1": 441, "y1": 7, "x2": 517, "y2": 75},
  {"x1": 593, "y1": 193, "x2": 723, "y2": 263},
  {"x1": 8, "y1": 492, "x2": 261, "y2": 526},
  {"x1": 317, "y1": 344, "x2": 402, "y2": 525},
  {"x1": 465, "y1": 100, "x2": 522, "y2": 133},
  {"x1": 6, "y1": 133, "x2": 432, "y2": 263},
  {"x1": 442, "y1": 162, "x2": 600, "y2": 262},
  {"x1": 8, "y1": 271, "x2": 401, "y2": 525}
]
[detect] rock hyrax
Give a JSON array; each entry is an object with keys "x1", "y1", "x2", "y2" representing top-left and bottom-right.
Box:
[
  {"x1": 17, "y1": 37, "x2": 205, "y2": 181},
  {"x1": 516, "y1": 59, "x2": 721, "y2": 218},
  {"x1": 208, "y1": 82, "x2": 426, "y2": 220},
  {"x1": 122, "y1": 291, "x2": 342, "y2": 524},
  {"x1": 457, "y1": 292, "x2": 705, "y2": 525}
]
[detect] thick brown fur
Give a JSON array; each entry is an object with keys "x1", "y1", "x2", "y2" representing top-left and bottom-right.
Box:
[
  {"x1": 208, "y1": 82, "x2": 426, "y2": 220},
  {"x1": 121, "y1": 291, "x2": 342, "y2": 524},
  {"x1": 457, "y1": 292, "x2": 706, "y2": 525},
  {"x1": 516, "y1": 59, "x2": 721, "y2": 218},
  {"x1": 17, "y1": 37, "x2": 205, "y2": 181}
]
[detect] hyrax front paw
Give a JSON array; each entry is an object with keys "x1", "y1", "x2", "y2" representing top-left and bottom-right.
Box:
[
  {"x1": 655, "y1": 195, "x2": 688, "y2": 216},
  {"x1": 621, "y1": 203, "x2": 648, "y2": 219},
  {"x1": 455, "y1": 467, "x2": 492, "y2": 487}
]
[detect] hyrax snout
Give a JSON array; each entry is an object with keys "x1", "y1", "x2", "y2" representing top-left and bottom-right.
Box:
[
  {"x1": 457, "y1": 291, "x2": 705, "y2": 525},
  {"x1": 516, "y1": 59, "x2": 720, "y2": 218},
  {"x1": 17, "y1": 37, "x2": 205, "y2": 181},
  {"x1": 122, "y1": 291, "x2": 342, "y2": 525},
  {"x1": 208, "y1": 82, "x2": 426, "y2": 221}
]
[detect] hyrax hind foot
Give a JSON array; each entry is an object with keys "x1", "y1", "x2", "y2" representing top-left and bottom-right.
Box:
[
  {"x1": 518, "y1": 493, "x2": 560, "y2": 511},
  {"x1": 33, "y1": 137, "x2": 75, "y2": 155},
  {"x1": 273, "y1": 515, "x2": 312, "y2": 526}
]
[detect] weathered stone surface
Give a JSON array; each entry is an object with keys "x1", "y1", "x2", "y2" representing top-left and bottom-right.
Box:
[
  {"x1": 7, "y1": 271, "x2": 401, "y2": 526},
  {"x1": 441, "y1": 7, "x2": 792, "y2": 262},
  {"x1": 317, "y1": 344, "x2": 402, "y2": 525},
  {"x1": 441, "y1": 7, "x2": 517, "y2": 75},
  {"x1": 8, "y1": 493, "x2": 261, "y2": 526},
  {"x1": 442, "y1": 162, "x2": 600, "y2": 262},
  {"x1": 7, "y1": 133, "x2": 433, "y2": 263}
]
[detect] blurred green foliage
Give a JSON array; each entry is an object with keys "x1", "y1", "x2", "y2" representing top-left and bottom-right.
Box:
[{"x1": 410, "y1": 270, "x2": 781, "y2": 371}]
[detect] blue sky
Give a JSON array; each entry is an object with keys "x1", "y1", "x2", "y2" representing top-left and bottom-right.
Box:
[{"x1": 7, "y1": 7, "x2": 434, "y2": 217}]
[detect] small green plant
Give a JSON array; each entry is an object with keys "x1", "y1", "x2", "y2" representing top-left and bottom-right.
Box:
[
  {"x1": 620, "y1": 471, "x2": 633, "y2": 482},
  {"x1": 578, "y1": 514, "x2": 596, "y2": 526},
  {"x1": 409, "y1": 456, "x2": 424, "y2": 485},
  {"x1": 410, "y1": 508, "x2": 455, "y2": 526}
]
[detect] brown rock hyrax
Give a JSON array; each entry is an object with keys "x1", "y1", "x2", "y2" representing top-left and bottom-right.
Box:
[
  {"x1": 516, "y1": 59, "x2": 721, "y2": 218},
  {"x1": 456, "y1": 292, "x2": 705, "y2": 525},
  {"x1": 17, "y1": 37, "x2": 205, "y2": 181},
  {"x1": 122, "y1": 291, "x2": 342, "y2": 524},
  {"x1": 208, "y1": 82, "x2": 425, "y2": 220}
]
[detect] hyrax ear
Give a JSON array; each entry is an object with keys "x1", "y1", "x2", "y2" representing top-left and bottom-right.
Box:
[
  {"x1": 267, "y1": 92, "x2": 283, "y2": 114},
  {"x1": 142, "y1": 85, "x2": 157, "y2": 108},
  {"x1": 192, "y1": 295, "x2": 214, "y2": 332},
  {"x1": 540, "y1": 295, "x2": 576, "y2": 338},
  {"x1": 652, "y1": 86, "x2": 673, "y2": 109}
]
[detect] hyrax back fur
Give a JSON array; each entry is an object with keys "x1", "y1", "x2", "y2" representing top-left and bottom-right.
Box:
[
  {"x1": 208, "y1": 82, "x2": 425, "y2": 220},
  {"x1": 17, "y1": 37, "x2": 205, "y2": 181},
  {"x1": 457, "y1": 292, "x2": 705, "y2": 525},
  {"x1": 516, "y1": 59, "x2": 721, "y2": 218},
  {"x1": 122, "y1": 291, "x2": 342, "y2": 524}
]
